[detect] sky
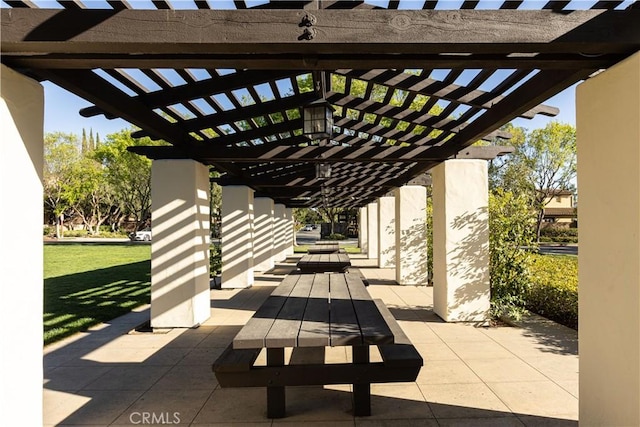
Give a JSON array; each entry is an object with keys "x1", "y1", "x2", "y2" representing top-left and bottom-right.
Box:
[{"x1": 42, "y1": 77, "x2": 579, "y2": 140}]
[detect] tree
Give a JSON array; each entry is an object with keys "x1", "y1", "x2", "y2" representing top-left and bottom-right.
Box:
[
  {"x1": 93, "y1": 129, "x2": 166, "y2": 232},
  {"x1": 63, "y1": 156, "x2": 113, "y2": 235},
  {"x1": 490, "y1": 122, "x2": 576, "y2": 240},
  {"x1": 43, "y1": 132, "x2": 81, "y2": 237}
]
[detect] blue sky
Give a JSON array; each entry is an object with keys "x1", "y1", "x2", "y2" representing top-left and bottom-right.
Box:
[{"x1": 43, "y1": 78, "x2": 578, "y2": 139}]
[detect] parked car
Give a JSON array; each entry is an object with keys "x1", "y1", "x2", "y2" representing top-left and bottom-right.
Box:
[
  {"x1": 302, "y1": 225, "x2": 313, "y2": 231},
  {"x1": 130, "y1": 228, "x2": 152, "y2": 241}
]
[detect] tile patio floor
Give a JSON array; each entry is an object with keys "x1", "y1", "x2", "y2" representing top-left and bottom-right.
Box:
[{"x1": 44, "y1": 255, "x2": 578, "y2": 426}]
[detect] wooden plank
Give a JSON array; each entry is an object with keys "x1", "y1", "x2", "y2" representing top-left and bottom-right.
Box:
[
  {"x1": 329, "y1": 273, "x2": 361, "y2": 346},
  {"x1": 346, "y1": 275, "x2": 393, "y2": 345},
  {"x1": 212, "y1": 344, "x2": 261, "y2": 373},
  {"x1": 233, "y1": 274, "x2": 300, "y2": 349},
  {"x1": 298, "y1": 273, "x2": 331, "y2": 347},
  {"x1": 265, "y1": 273, "x2": 314, "y2": 347},
  {"x1": 3, "y1": 9, "x2": 638, "y2": 56},
  {"x1": 372, "y1": 300, "x2": 423, "y2": 368}
]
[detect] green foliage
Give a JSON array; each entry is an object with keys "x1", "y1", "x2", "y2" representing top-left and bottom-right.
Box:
[
  {"x1": 539, "y1": 225, "x2": 578, "y2": 243},
  {"x1": 526, "y1": 255, "x2": 578, "y2": 329},
  {"x1": 210, "y1": 243, "x2": 222, "y2": 276},
  {"x1": 326, "y1": 233, "x2": 346, "y2": 240},
  {"x1": 44, "y1": 244, "x2": 151, "y2": 345},
  {"x1": 489, "y1": 189, "x2": 537, "y2": 320}
]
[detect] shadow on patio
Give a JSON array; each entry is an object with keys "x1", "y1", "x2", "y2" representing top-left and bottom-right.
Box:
[{"x1": 43, "y1": 265, "x2": 578, "y2": 426}]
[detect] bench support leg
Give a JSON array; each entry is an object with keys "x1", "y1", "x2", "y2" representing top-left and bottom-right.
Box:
[
  {"x1": 266, "y1": 348, "x2": 286, "y2": 418},
  {"x1": 353, "y1": 346, "x2": 371, "y2": 416}
]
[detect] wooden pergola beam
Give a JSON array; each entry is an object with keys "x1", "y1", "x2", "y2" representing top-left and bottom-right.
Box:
[{"x1": 2, "y1": 9, "x2": 638, "y2": 62}]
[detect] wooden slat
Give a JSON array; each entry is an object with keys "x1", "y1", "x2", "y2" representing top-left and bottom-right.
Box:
[
  {"x1": 233, "y1": 274, "x2": 300, "y2": 349},
  {"x1": 265, "y1": 273, "x2": 314, "y2": 348},
  {"x1": 213, "y1": 344, "x2": 262, "y2": 373},
  {"x1": 346, "y1": 275, "x2": 393, "y2": 344},
  {"x1": 329, "y1": 273, "x2": 361, "y2": 346},
  {"x1": 298, "y1": 273, "x2": 331, "y2": 347},
  {"x1": 373, "y1": 299, "x2": 423, "y2": 368}
]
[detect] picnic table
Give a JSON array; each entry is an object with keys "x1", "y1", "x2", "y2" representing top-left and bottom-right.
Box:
[
  {"x1": 212, "y1": 272, "x2": 422, "y2": 418},
  {"x1": 297, "y1": 253, "x2": 351, "y2": 273},
  {"x1": 307, "y1": 243, "x2": 340, "y2": 254}
]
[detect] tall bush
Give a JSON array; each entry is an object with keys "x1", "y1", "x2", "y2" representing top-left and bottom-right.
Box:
[{"x1": 489, "y1": 189, "x2": 537, "y2": 319}]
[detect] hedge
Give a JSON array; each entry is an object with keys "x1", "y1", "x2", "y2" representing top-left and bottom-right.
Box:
[{"x1": 526, "y1": 254, "x2": 578, "y2": 329}]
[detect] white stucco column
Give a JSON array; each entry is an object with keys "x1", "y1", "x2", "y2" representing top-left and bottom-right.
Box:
[
  {"x1": 253, "y1": 197, "x2": 274, "y2": 272},
  {"x1": 273, "y1": 204, "x2": 287, "y2": 262},
  {"x1": 577, "y1": 51, "x2": 640, "y2": 426},
  {"x1": 378, "y1": 196, "x2": 396, "y2": 268},
  {"x1": 221, "y1": 186, "x2": 254, "y2": 289},
  {"x1": 367, "y1": 202, "x2": 379, "y2": 259},
  {"x1": 284, "y1": 207, "x2": 294, "y2": 256},
  {"x1": 151, "y1": 160, "x2": 211, "y2": 327},
  {"x1": 395, "y1": 186, "x2": 428, "y2": 285},
  {"x1": 432, "y1": 160, "x2": 490, "y2": 322},
  {"x1": 0, "y1": 64, "x2": 43, "y2": 426},
  {"x1": 359, "y1": 206, "x2": 369, "y2": 253}
]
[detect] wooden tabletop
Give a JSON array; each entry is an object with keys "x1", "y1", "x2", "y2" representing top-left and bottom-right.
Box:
[
  {"x1": 297, "y1": 253, "x2": 351, "y2": 273},
  {"x1": 307, "y1": 244, "x2": 340, "y2": 254},
  {"x1": 232, "y1": 273, "x2": 394, "y2": 350}
]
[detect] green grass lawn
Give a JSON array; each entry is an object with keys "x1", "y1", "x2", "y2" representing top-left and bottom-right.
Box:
[{"x1": 44, "y1": 244, "x2": 151, "y2": 345}]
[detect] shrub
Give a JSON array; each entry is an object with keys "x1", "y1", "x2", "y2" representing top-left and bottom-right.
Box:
[
  {"x1": 43, "y1": 225, "x2": 54, "y2": 236},
  {"x1": 327, "y1": 233, "x2": 346, "y2": 240},
  {"x1": 540, "y1": 225, "x2": 578, "y2": 243},
  {"x1": 489, "y1": 189, "x2": 537, "y2": 320},
  {"x1": 526, "y1": 254, "x2": 578, "y2": 330},
  {"x1": 210, "y1": 242, "x2": 222, "y2": 276}
]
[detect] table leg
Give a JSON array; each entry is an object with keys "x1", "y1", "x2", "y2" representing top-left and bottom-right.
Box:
[
  {"x1": 352, "y1": 345, "x2": 371, "y2": 416},
  {"x1": 267, "y1": 348, "x2": 286, "y2": 418}
]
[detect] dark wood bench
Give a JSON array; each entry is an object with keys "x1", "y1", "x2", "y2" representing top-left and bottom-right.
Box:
[
  {"x1": 212, "y1": 272, "x2": 422, "y2": 418},
  {"x1": 307, "y1": 244, "x2": 340, "y2": 254},
  {"x1": 296, "y1": 253, "x2": 351, "y2": 273}
]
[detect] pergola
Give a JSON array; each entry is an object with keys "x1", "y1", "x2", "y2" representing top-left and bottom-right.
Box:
[
  {"x1": 3, "y1": 0, "x2": 638, "y2": 208},
  {"x1": 2, "y1": 1, "x2": 640, "y2": 426}
]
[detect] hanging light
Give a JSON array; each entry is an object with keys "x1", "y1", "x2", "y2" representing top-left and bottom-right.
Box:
[
  {"x1": 303, "y1": 99, "x2": 334, "y2": 140},
  {"x1": 315, "y1": 163, "x2": 332, "y2": 180}
]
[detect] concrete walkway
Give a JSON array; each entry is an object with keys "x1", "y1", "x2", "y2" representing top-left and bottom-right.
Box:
[{"x1": 44, "y1": 257, "x2": 578, "y2": 426}]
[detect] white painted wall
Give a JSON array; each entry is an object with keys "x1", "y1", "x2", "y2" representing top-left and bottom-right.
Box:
[
  {"x1": 367, "y1": 202, "x2": 379, "y2": 259},
  {"x1": 253, "y1": 197, "x2": 274, "y2": 271},
  {"x1": 395, "y1": 186, "x2": 428, "y2": 285},
  {"x1": 151, "y1": 160, "x2": 211, "y2": 327},
  {"x1": 378, "y1": 196, "x2": 396, "y2": 268},
  {"x1": 221, "y1": 185, "x2": 254, "y2": 289},
  {"x1": 284, "y1": 207, "x2": 294, "y2": 256},
  {"x1": 359, "y1": 206, "x2": 368, "y2": 253},
  {"x1": 432, "y1": 160, "x2": 490, "y2": 322},
  {"x1": 0, "y1": 64, "x2": 44, "y2": 426},
  {"x1": 577, "y1": 51, "x2": 640, "y2": 426},
  {"x1": 273, "y1": 204, "x2": 287, "y2": 262}
]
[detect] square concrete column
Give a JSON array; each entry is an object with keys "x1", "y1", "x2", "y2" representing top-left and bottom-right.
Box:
[
  {"x1": 273, "y1": 204, "x2": 287, "y2": 262},
  {"x1": 367, "y1": 202, "x2": 379, "y2": 259},
  {"x1": 221, "y1": 185, "x2": 254, "y2": 289},
  {"x1": 432, "y1": 160, "x2": 490, "y2": 322},
  {"x1": 151, "y1": 159, "x2": 211, "y2": 328},
  {"x1": 378, "y1": 196, "x2": 396, "y2": 268},
  {"x1": 359, "y1": 206, "x2": 368, "y2": 253},
  {"x1": 395, "y1": 186, "x2": 428, "y2": 285},
  {"x1": 253, "y1": 197, "x2": 274, "y2": 272},
  {"x1": 284, "y1": 207, "x2": 294, "y2": 256},
  {"x1": 0, "y1": 64, "x2": 44, "y2": 426},
  {"x1": 577, "y1": 51, "x2": 640, "y2": 426}
]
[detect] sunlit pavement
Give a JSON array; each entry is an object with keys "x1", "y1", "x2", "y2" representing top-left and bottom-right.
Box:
[{"x1": 44, "y1": 255, "x2": 578, "y2": 426}]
